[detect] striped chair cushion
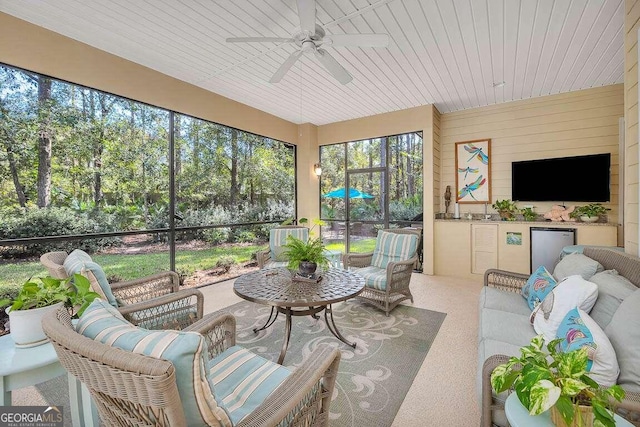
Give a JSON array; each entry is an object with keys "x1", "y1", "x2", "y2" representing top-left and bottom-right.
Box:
[
  {"x1": 263, "y1": 261, "x2": 289, "y2": 270},
  {"x1": 77, "y1": 299, "x2": 232, "y2": 427},
  {"x1": 370, "y1": 231, "x2": 418, "y2": 270},
  {"x1": 63, "y1": 249, "x2": 118, "y2": 307},
  {"x1": 208, "y1": 346, "x2": 291, "y2": 425},
  {"x1": 269, "y1": 227, "x2": 309, "y2": 261},
  {"x1": 354, "y1": 265, "x2": 388, "y2": 291}
]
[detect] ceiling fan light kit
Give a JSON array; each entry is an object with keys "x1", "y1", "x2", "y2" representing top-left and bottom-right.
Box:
[{"x1": 225, "y1": 0, "x2": 389, "y2": 85}]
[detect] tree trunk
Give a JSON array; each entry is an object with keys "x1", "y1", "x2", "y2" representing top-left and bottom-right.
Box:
[
  {"x1": 3, "y1": 141, "x2": 27, "y2": 207},
  {"x1": 230, "y1": 129, "x2": 239, "y2": 208},
  {"x1": 174, "y1": 116, "x2": 182, "y2": 197},
  {"x1": 406, "y1": 134, "x2": 414, "y2": 196},
  {"x1": 36, "y1": 76, "x2": 52, "y2": 208},
  {"x1": 93, "y1": 93, "x2": 109, "y2": 206}
]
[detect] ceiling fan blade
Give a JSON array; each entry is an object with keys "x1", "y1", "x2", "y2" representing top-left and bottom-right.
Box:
[
  {"x1": 296, "y1": 0, "x2": 316, "y2": 34},
  {"x1": 314, "y1": 48, "x2": 352, "y2": 84},
  {"x1": 226, "y1": 37, "x2": 294, "y2": 43},
  {"x1": 270, "y1": 50, "x2": 303, "y2": 83},
  {"x1": 325, "y1": 33, "x2": 389, "y2": 48}
]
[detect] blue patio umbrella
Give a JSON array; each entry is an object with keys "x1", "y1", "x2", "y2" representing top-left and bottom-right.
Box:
[{"x1": 323, "y1": 187, "x2": 374, "y2": 199}]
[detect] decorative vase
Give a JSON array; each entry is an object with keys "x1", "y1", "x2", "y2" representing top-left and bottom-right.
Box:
[
  {"x1": 550, "y1": 405, "x2": 594, "y2": 427},
  {"x1": 580, "y1": 215, "x2": 599, "y2": 223},
  {"x1": 298, "y1": 261, "x2": 317, "y2": 276},
  {"x1": 7, "y1": 301, "x2": 64, "y2": 348}
]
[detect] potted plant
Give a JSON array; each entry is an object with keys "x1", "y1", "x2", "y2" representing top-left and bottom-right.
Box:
[
  {"x1": 492, "y1": 199, "x2": 518, "y2": 221},
  {"x1": 521, "y1": 207, "x2": 538, "y2": 221},
  {"x1": 571, "y1": 203, "x2": 609, "y2": 223},
  {"x1": 0, "y1": 274, "x2": 100, "y2": 347},
  {"x1": 283, "y1": 218, "x2": 329, "y2": 276},
  {"x1": 491, "y1": 335, "x2": 625, "y2": 427}
]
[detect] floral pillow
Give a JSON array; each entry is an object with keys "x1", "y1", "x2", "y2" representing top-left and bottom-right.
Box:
[
  {"x1": 522, "y1": 266, "x2": 558, "y2": 310},
  {"x1": 532, "y1": 275, "x2": 598, "y2": 342},
  {"x1": 557, "y1": 307, "x2": 619, "y2": 387}
]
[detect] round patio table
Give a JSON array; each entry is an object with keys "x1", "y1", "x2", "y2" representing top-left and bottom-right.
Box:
[{"x1": 234, "y1": 267, "x2": 365, "y2": 364}]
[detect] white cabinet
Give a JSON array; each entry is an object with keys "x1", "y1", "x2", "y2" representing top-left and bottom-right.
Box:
[{"x1": 471, "y1": 224, "x2": 498, "y2": 274}]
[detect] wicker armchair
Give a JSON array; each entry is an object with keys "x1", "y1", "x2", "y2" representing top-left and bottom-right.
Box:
[
  {"x1": 343, "y1": 228, "x2": 420, "y2": 316},
  {"x1": 256, "y1": 226, "x2": 309, "y2": 269},
  {"x1": 40, "y1": 251, "x2": 203, "y2": 330},
  {"x1": 43, "y1": 307, "x2": 341, "y2": 427}
]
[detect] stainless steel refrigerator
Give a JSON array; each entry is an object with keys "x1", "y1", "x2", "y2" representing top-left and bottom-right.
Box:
[{"x1": 530, "y1": 227, "x2": 576, "y2": 273}]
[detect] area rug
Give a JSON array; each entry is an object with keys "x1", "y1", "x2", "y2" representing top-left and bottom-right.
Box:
[
  {"x1": 227, "y1": 300, "x2": 446, "y2": 427},
  {"x1": 23, "y1": 300, "x2": 445, "y2": 427}
]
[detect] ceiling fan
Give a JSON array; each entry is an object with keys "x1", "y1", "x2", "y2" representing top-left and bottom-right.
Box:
[{"x1": 225, "y1": 0, "x2": 389, "y2": 84}]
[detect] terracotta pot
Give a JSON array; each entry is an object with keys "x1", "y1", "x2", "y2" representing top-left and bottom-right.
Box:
[
  {"x1": 550, "y1": 405, "x2": 594, "y2": 427},
  {"x1": 298, "y1": 261, "x2": 317, "y2": 276},
  {"x1": 499, "y1": 211, "x2": 514, "y2": 221}
]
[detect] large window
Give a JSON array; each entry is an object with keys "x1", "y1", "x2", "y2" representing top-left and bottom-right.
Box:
[
  {"x1": 0, "y1": 64, "x2": 295, "y2": 289},
  {"x1": 319, "y1": 132, "x2": 423, "y2": 252}
]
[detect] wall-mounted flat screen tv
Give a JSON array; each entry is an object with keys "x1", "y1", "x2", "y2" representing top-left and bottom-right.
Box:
[{"x1": 511, "y1": 153, "x2": 610, "y2": 202}]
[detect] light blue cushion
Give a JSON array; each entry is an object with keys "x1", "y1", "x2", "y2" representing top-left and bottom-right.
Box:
[
  {"x1": 605, "y1": 289, "x2": 640, "y2": 392},
  {"x1": 208, "y1": 345, "x2": 290, "y2": 425},
  {"x1": 521, "y1": 266, "x2": 557, "y2": 310},
  {"x1": 63, "y1": 250, "x2": 118, "y2": 307},
  {"x1": 553, "y1": 253, "x2": 603, "y2": 281},
  {"x1": 77, "y1": 299, "x2": 232, "y2": 426},
  {"x1": 479, "y1": 287, "x2": 531, "y2": 317},
  {"x1": 269, "y1": 228, "x2": 309, "y2": 261},
  {"x1": 354, "y1": 265, "x2": 388, "y2": 290},
  {"x1": 262, "y1": 261, "x2": 289, "y2": 270},
  {"x1": 370, "y1": 231, "x2": 418, "y2": 270},
  {"x1": 588, "y1": 270, "x2": 637, "y2": 329}
]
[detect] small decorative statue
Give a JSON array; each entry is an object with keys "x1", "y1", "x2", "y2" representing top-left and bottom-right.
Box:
[
  {"x1": 543, "y1": 205, "x2": 576, "y2": 222},
  {"x1": 444, "y1": 185, "x2": 452, "y2": 213}
]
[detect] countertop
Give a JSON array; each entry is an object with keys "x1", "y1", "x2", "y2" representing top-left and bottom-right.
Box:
[{"x1": 434, "y1": 217, "x2": 618, "y2": 226}]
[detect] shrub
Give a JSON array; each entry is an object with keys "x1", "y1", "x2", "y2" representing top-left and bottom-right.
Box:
[
  {"x1": 215, "y1": 256, "x2": 236, "y2": 273},
  {"x1": 0, "y1": 207, "x2": 118, "y2": 258}
]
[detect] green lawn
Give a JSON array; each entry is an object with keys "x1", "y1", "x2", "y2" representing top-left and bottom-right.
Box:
[
  {"x1": 0, "y1": 239, "x2": 374, "y2": 297},
  {"x1": 0, "y1": 244, "x2": 267, "y2": 295}
]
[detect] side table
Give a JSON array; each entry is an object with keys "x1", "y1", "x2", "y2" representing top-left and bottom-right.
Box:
[
  {"x1": 0, "y1": 334, "x2": 98, "y2": 427},
  {"x1": 505, "y1": 392, "x2": 634, "y2": 427}
]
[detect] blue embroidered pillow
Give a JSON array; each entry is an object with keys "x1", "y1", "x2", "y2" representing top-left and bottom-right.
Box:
[
  {"x1": 522, "y1": 266, "x2": 557, "y2": 310},
  {"x1": 557, "y1": 307, "x2": 619, "y2": 386}
]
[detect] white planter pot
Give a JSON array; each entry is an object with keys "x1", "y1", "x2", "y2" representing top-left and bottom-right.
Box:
[
  {"x1": 580, "y1": 215, "x2": 599, "y2": 223},
  {"x1": 7, "y1": 301, "x2": 64, "y2": 348}
]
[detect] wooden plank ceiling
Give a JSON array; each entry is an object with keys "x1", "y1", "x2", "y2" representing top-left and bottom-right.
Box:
[{"x1": 0, "y1": 0, "x2": 624, "y2": 126}]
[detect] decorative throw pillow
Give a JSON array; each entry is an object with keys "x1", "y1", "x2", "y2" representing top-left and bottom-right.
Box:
[
  {"x1": 77, "y1": 299, "x2": 232, "y2": 426},
  {"x1": 532, "y1": 275, "x2": 598, "y2": 342},
  {"x1": 605, "y1": 289, "x2": 640, "y2": 392},
  {"x1": 588, "y1": 270, "x2": 637, "y2": 329},
  {"x1": 553, "y1": 253, "x2": 603, "y2": 281},
  {"x1": 521, "y1": 266, "x2": 558, "y2": 310},
  {"x1": 557, "y1": 307, "x2": 619, "y2": 387}
]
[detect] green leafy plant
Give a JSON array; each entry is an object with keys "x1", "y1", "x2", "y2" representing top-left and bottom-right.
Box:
[
  {"x1": 0, "y1": 274, "x2": 100, "y2": 317},
  {"x1": 492, "y1": 199, "x2": 518, "y2": 220},
  {"x1": 572, "y1": 203, "x2": 610, "y2": 218},
  {"x1": 491, "y1": 335, "x2": 625, "y2": 427},
  {"x1": 282, "y1": 218, "x2": 329, "y2": 270},
  {"x1": 521, "y1": 207, "x2": 537, "y2": 221}
]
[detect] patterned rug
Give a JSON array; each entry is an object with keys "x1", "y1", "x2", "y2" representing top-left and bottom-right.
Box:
[
  {"x1": 25, "y1": 300, "x2": 445, "y2": 427},
  {"x1": 227, "y1": 299, "x2": 446, "y2": 427}
]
